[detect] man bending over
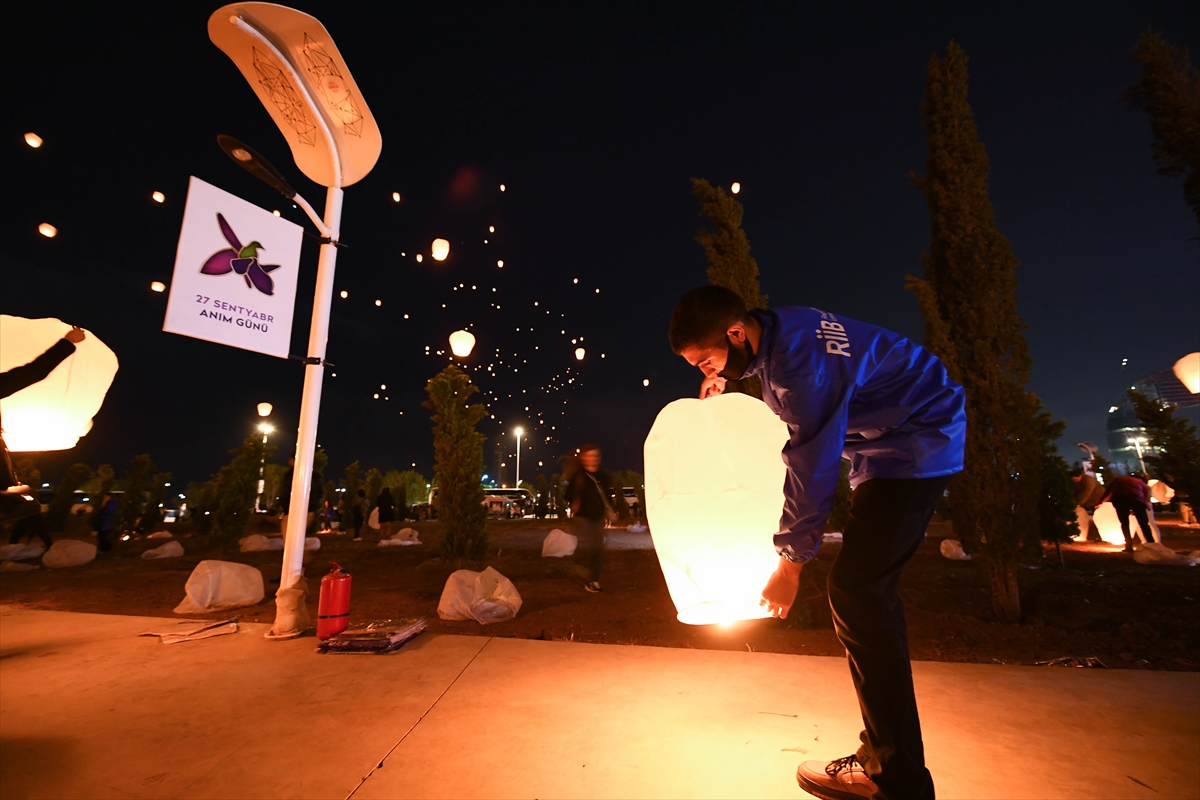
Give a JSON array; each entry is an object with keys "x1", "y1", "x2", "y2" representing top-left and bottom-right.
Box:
[{"x1": 669, "y1": 286, "x2": 965, "y2": 800}]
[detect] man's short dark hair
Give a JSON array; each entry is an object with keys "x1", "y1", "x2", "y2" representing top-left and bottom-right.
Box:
[{"x1": 668, "y1": 286, "x2": 748, "y2": 354}]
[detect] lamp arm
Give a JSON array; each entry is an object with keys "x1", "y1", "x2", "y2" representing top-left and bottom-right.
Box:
[
  {"x1": 291, "y1": 192, "x2": 330, "y2": 238},
  {"x1": 229, "y1": 14, "x2": 343, "y2": 189}
]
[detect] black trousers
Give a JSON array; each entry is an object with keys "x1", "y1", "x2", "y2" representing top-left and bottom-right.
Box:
[
  {"x1": 1112, "y1": 500, "x2": 1154, "y2": 547},
  {"x1": 827, "y1": 475, "x2": 950, "y2": 800},
  {"x1": 574, "y1": 516, "x2": 605, "y2": 582},
  {"x1": 8, "y1": 513, "x2": 52, "y2": 548}
]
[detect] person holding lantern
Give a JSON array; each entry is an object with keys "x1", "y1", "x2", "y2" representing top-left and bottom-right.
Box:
[{"x1": 669, "y1": 286, "x2": 965, "y2": 800}]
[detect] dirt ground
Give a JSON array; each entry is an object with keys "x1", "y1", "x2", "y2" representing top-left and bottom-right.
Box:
[{"x1": 3, "y1": 515, "x2": 1198, "y2": 672}]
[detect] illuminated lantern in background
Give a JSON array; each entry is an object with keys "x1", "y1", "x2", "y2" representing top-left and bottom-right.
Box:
[
  {"x1": 38, "y1": 223, "x2": 56, "y2": 238},
  {"x1": 24, "y1": 132, "x2": 43, "y2": 148},
  {"x1": 431, "y1": 238, "x2": 450, "y2": 261},
  {"x1": 0, "y1": 316, "x2": 119, "y2": 452},
  {"x1": 449, "y1": 330, "x2": 476, "y2": 358},
  {"x1": 644, "y1": 393, "x2": 787, "y2": 624},
  {"x1": 1093, "y1": 502, "x2": 1148, "y2": 546},
  {"x1": 1174, "y1": 352, "x2": 1200, "y2": 394},
  {"x1": 730, "y1": 182, "x2": 741, "y2": 194},
  {"x1": 151, "y1": 191, "x2": 165, "y2": 203},
  {"x1": 150, "y1": 281, "x2": 166, "y2": 293},
  {"x1": 574, "y1": 348, "x2": 585, "y2": 361},
  {"x1": 257, "y1": 403, "x2": 273, "y2": 417}
]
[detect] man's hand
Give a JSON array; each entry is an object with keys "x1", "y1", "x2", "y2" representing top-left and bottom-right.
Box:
[
  {"x1": 760, "y1": 557, "x2": 803, "y2": 619},
  {"x1": 64, "y1": 327, "x2": 85, "y2": 344},
  {"x1": 700, "y1": 375, "x2": 726, "y2": 399}
]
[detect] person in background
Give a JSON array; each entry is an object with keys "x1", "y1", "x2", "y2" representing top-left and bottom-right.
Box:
[
  {"x1": 96, "y1": 492, "x2": 117, "y2": 553},
  {"x1": 319, "y1": 500, "x2": 334, "y2": 532},
  {"x1": 1099, "y1": 473, "x2": 1157, "y2": 550},
  {"x1": 376, "y1": 487, "x2": 395, "y2": 540},
  {"x1": 563, "y1": 444, "x2": 625, "y2": 593},
  {"x1": 351, "y1": 489, "x2": 368, "y2": 542}
]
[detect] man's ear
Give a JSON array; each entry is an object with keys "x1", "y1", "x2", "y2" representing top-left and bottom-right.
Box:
[{"x1": 726, "y1": 322, "x2": 748, "y2": 345}]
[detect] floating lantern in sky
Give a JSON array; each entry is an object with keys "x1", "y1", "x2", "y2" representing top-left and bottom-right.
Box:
[
  {"x1": 431, "y1": 239, "x2": 450, "y2": 261},
  {"x1": 643, "y1": 379, "x2": 650, "y2": 387},
  {"x1": 574, "y1": 348, "x2": 586, "y2": 361},
  {"x1": 497, "y1": 260, "x2": 504, "y2": 268},
  {"x1": 449, "y1": 330, "x2": 476, "y2": 358},
  {"x1": 645, "y1": 393, "x2": 787, "y2": 624},
  {"x1": 416, "y1": 254, "x2": 424, "y2": 262},
  {"x1": 257, "y1": 403, "x2": 273, "y2": 417},
  {"x1": 730, "y1": 182, "x2": 742, "y2": 194},
  {"x1": 339, "y1": 290, "x2": 348, "y2": 299},
  {"x1": 150, "y1": 281, "x2": 166, "y2": 293},
  {"x1": 392, "y1": 191, "x2": 401, "y2": 203},
  {"x1": 375, "y1": 299, "x2": 382, "y2": 307},
  {"x1": 38, "y1": 223, "x2": 57, "y2": 238},
  {"x1": 500, "y1": 184, "x2": 506, "y2": 192},
  {"x1": 488, "y1": 225, "x2": 495, "y2": 233},
  {"x1": 0, "y1": 316, "x2": 119, "y2": 452},
  {"x1": 1174, "y1": 352, "x2": 1200, "y2": 394},
  {"x1": 151, "y1": 191, "x2": 165, "y2": 203},
  {"x1": 273, "y1": 210, "x2": 281, "y2": 216},
  {"x1": 24, "y1": 132, "x2": 43, "y2": 148}
]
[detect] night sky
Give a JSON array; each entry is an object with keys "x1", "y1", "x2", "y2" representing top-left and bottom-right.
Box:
[{"x1": 3, "y1": 1, "x2": 1196, "y2": 491}]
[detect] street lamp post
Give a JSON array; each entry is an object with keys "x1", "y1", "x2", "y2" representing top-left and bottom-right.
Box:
[
  {"x1": 1130, "y1": 436, "x2": 1149, "y2": 475},
  {"x1": 254, "y1": 403, "x2": 272, "y2": 511},
  {"x1": 514, "y1": 427, "x2": 523, "y2": 489}
]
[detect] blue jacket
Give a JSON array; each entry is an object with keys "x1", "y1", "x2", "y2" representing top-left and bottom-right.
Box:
[{"x1": 744, "y1": 307, "x2": 966, "y2": 562}]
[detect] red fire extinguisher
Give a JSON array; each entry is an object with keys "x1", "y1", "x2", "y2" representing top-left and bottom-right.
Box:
[{"x1": 317, "y1": 562, "x2": 352, "y2": 640}]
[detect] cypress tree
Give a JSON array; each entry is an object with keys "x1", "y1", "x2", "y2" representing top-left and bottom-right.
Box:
[
  {"x1": 692, "y1": 178, "x2": 767, "y2": 399},
  {"x1": 1127, "y1": 31, "x2": 1200, "y2": 226},
  {"x1": 907, "y1": 41, "x2": 1049, "y2": 621},
  {"x1": 424, "y1": 365, "x2": 488, "y2": 563}
]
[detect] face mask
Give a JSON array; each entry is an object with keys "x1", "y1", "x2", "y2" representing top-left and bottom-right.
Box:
[{"x1": 719, "y1": 334, "x2": 755, "y2": 380}]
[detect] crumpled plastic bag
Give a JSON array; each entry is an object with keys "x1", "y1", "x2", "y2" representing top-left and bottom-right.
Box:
[
  {"x1": 141, "y1": 540, "x2": 184, "y2": 560},
  {"x1": 147, "y1": 531, "x2": 173, "y2": 539},
  {"x1": 437, "y1": 567, "x2": 523, "y2": 624},
  {"x1": 304, "y1": 536, "x2": 321, "y2": 551},
  {"x1": 174, "y1": 560, "x2": 265, "y2": 614},
  {"x1": 269, "y1": 576, "x2": 311, "y2": 638},
  {"x1": 238, "y1": 534, "x2": 278, "y2": 552},
  {"x1": 1133, "y1": 542, "x2": 1200, "y2": 566},
  {"x1": 542, "y1": 528, "x2": 578, "y2": 557},
  {"x1": 0, "y1": 543, "x2": 45, "y2": 561},
  {"x1": 940, "y1": 539, "x2": 972, "y2": 561},
  {"x1": 379, "y1": 528, "x2": 421, "y2": 546},
  {"x1": 42, "y1": 539, "x2": 97, "y2": 568}
]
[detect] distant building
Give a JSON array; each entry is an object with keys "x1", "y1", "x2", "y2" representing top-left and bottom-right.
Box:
[{"x1": 1106, "y1": 367, "x2": 1200, "y2": 473}]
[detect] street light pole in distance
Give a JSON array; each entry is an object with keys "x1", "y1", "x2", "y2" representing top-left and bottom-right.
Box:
[{"x1": 514, "y1": 427, "x2": 523, "y2": 489}]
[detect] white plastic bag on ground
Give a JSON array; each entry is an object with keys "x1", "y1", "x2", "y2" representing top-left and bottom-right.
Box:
[
  {"x1": 147, "y1": 531, "x2": 173, "y2": 539},
  {"x1": 42, "y1": 539, "x2": 97, "y2": 568},
  {"x1": 940, "y1": 539, "x2": 972, "y2": 561},
  {"x1": 141, "y1": 541, "x2": 184, "y2": 560},
  {"x1": 0, "y1": 543, "x2": 44, "y2": 561},
  {"x1": 368, "y1": 507, "x2": 380, "y2": 530},
  {"x1": 437, "y1": 567, "x2": 522, "y2": 624},
  {"x1": 269, "y1": 577, "x2": 311, "y2": 638},
  {"x1": 394, "y1": 527, "x2": 419, "y2": 542},
  {"x1": 304, "y1": 536, "x2": 321, "y2": 551},
  {"x1": 1133, "y1": 542, "x2": 1200, "y2": 567},
  {"x1": 542, "y1": 528, "x2": 577, "y2": 557},
  {"x1": 174, "y1": 560, "x2": 265, "y2": 614},
  {"x1": 238, "y1": 534, "x2": 272, "y2": 552}
]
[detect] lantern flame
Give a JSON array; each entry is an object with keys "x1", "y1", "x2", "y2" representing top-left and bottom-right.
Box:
[
  {"x1": 1174, "y1": 352, "x2": 1200, "y2": 394},
  {"x1": 449, "y1": 330, "x2": 476, "y2": 357},
  {"x1": 431, "y1": 239, "x2": 450, "y2": 261}
]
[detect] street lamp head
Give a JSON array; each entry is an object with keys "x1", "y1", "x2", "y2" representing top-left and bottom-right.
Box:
[
  {"x1": 259, "y1": 423, "x2": 274, "y2": 434},
  {"x1": 515, "y1": 427, "x2": 523, "y2": 437},
  {"x1": 217, "y1": 135, "x2": 297, "y2": 199}
]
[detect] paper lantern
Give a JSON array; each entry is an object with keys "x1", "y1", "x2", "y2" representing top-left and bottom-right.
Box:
[
  {"x1": 1093, "y1": 502, "x2": 1147, "y2": 546},
  {"x1": 644, "y1": 393, "x2": 788, "y2": 624},
  {"x1": 449, "y1": 330, "x2": 476, "y2": 357},
  {"x1": 24, "y1": 132, "x2": 43, "y2": 148},
  {"x1": 574, "y1": 348, "x2": 585, "y2": 361},
  {"x1": 38, "y1": 223, "x2": 56, "y2": 238},
  {"x1": 0, "y1": 316, "x2": 118, "y2": 452},
  {"x1": 1174, "y1": 352, "x2": 1200, "y2": 394},
  {"x1": 150, "y1": 281, "x2": 166, "y2": 293},
  {"x1": 151, "y1": 191, "x2": 165, "y2": 203},
  {"x1": 257, "y1": 403, "x2": 273, "y2": 417},
  {"x1": 431, "y1": 238, "x2": 450, "y2": 261},
  {"x1": 392, "y1": 192, "x2": 401, "y2": 203},
  {"x1": 730, "y1": 182, "x2": 741, "y2": 194}
]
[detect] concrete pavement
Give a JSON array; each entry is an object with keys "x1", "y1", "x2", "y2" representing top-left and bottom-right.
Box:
[{"x1": 1, "y1": 607, "x2": 1197, "y2": 799}]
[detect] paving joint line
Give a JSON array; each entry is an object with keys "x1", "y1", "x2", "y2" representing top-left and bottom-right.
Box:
[{"x1": 345, "y1": 636, "x2": 494, "y2": 799}]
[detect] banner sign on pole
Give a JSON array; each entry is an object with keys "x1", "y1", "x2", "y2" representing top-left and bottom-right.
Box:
[{"x1": 163, "y1": 176, "x2": 302, "y2": 358}]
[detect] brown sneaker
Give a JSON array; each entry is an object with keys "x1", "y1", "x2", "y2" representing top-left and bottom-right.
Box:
[{"x1": 796, "y1": 755, "x2": 877, "y2": 800}]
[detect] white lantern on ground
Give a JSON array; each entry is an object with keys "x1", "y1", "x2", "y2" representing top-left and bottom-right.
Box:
[
  {"x1": 644, "y1": 393, "x2": 788, "y2": 624},
  {"x1": 431, "y1": 238, "x2": 450, "y2": 262},
  {"x1": 1093, "y1": 502, "x2": 1147, "y2": 546},
  {"x1": 449, "y1": 330, "x2": 476, "y2": 358},
  {"x1": 0, "y1": 316, "x2": 118, "y2": 452},
  {"x1": 1174, "y1": 352, "x2": 1200, "y2": 394}
]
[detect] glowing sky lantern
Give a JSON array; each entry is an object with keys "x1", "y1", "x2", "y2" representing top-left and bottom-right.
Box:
[
  {"x1": 0, "y1": 316, "x2": 119, "y2": 452},
  {"x1": 644, "y1": 393, "x2": 788, "y2": 624},
  {"x1": 432, "y1": 238, "x2": 450, "y2": 261},
  {"x1": 449, "y1": 330, "x2": 476, "y2": 357},
  {"x1": 415, "y1": 254, "x2": 424, "y2": 263},
  {"x1": 151, "y1": 191, "x2": 166, "y2": 203},
  {"x1": 150, "y1": 281, "x2": 166, "y2": 293},
  {"x1": 497, "y1": 260, "x2": 504, "y2": 268},
  {"x1": 730, "y1": 182, "x2": 741, "y2": 194},
  {"x1": 1174, "y1": 352, "x2": 1200, "y2": 394},
  {"x1": 24, "y1": 132, "x2": 43, "y2": 148},
  {"x1": 574, "y1": 348, "x2": 585, "y2": 361},
  {"x1": 257, "y1": 403, "x2": 273, "y2": 417},
  {"x1": 643, "y1": 379, "x2": 650, "y2": 387},
  {"x1": 339, "y1": 290, "x2": 348, "y2": 299},
  {"x1": 38, "y1": 223, "x2": 57, "y2": 238},
  {"x1": 392, "y1": 191, "x2": 401, "y2": 203}
]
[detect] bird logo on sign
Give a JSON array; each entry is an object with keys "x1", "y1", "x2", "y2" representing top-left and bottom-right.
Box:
[{"x1": 199, "y1": 213, "x2": 282, "y2": 295}]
